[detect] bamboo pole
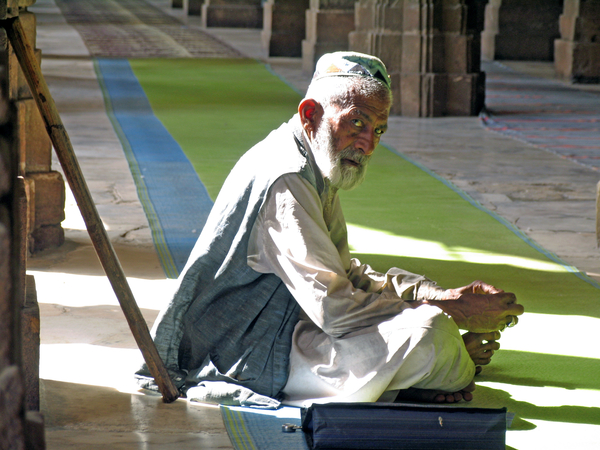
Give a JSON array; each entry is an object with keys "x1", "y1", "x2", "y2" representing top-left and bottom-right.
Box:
[{"x1": 2, "y1": 16, "x2": 180, "y2": 403}]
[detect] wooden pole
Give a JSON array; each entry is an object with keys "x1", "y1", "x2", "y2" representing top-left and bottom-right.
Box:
[{"x1": 2, "y1": 16, "x2": 180, "y2": 403}]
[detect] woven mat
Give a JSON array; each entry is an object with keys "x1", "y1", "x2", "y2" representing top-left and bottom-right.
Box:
[
  {"x1": 54, "y1": 0, "x2": 242, "y2": 58},
  {"x1": 220, "y1": 405, "x2": 308, "y2": 450},
  {"x1": 481, "y1": 61, "x2": 600, "y2": 171}
]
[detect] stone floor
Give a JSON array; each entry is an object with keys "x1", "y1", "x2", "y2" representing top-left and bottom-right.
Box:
[{"x1": 25, "y1": 0, "x2": 600, "y2": 449}]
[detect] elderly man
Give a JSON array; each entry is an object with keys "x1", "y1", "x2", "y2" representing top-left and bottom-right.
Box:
[{"x1": 138, "y1": 52, "x2": 524, "y2": 406}]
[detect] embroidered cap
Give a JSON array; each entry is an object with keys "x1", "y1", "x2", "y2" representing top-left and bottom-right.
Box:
[{"x1": 311, "y1": 51, "x2": 391, "y2": 90}]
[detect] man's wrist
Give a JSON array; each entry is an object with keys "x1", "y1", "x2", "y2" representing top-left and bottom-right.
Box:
[
  {"x1": 415, "y1": 284, "x2": 447, "y2": 301},
  {"x1": 421, "y1": 298, "x2": 468, "y2": 330}
]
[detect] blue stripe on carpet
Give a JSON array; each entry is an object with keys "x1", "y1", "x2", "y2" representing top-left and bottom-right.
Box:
[
  {"x1": 94, "y1": 58, "x2": 213, "y2": 278},
  {"x1": 220, "y1": 405, "x2": 307, "y2": 450}
]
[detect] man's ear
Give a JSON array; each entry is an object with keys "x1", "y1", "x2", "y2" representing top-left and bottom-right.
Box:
[{"x1": 298, "y1": 98, "x2": 323, "y2": 136}]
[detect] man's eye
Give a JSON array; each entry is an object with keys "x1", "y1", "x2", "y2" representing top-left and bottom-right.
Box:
[
  {"x1": 351, "y1": 119, "x2": 364, "y2": 128},
  {"x1": 375, "y1": 127, "x2": 386, "y2": 136}
]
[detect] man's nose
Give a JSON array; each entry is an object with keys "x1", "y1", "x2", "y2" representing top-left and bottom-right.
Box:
[{"x1": 356, "y1": 131, "x2": 377, "y2": 156}]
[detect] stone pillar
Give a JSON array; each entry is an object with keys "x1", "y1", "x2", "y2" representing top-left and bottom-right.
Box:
[
  {"x1": 349, "y1": 0, "x2": 403, "y2": 108},
  {"x1": 302, "y1": 0, "x2": 356, "y2": 73},
  {"x1": 350, "y1": 0, "x2": 487, "y2": 117},
  {"x1": 493, "y1": 0, "x2": 562, "y2": 61},
  {"x1": 480, "y1": 0, "x2": 500, "y2": 60},
  {"x1": 199, "y1": 0, "x2": 263, "y2": 28},
  {"x1": 262, "y1": 0, "x2": 309, "y2": 57},
  {"x1": 2, "y1": 6, "x2": 65, "y2": 252},
  {"x1": 555, "y1": 0, "x2": 600, "y2": 83}
]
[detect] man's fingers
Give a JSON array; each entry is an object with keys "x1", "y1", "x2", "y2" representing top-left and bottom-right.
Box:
[
  {"x1": 491, "y1": 292, "x2": 524, "y2": 316},
  {"x1": 483, "y1": 341, "x2": 500, "y2": 352},
  {"x1": 508, "y1": 302, "x2": 525, "y2": 316},
  {"x1": 470, "y1": 280, "x2": 504, "y2": 295},
  {"x1": 494, "y1": 291, "x2": 517, "y2": 304},
  {"x1": 499, "y1": 299, "x2": 525, "y2": 319},
  {"x1": 477, "y1": 331, "x2": 501, "y2": 341}
]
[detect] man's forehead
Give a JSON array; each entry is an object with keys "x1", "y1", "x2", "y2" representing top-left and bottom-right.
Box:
[{"x1": 338, "y1": 97, "x2": 390, "y2": 122}]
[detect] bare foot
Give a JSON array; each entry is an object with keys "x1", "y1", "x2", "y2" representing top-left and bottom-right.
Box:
[
  {"x1": 394, "y1": 381, "x2": 476, "y2": 403},
  {"x1": 463, "y1": 331, "x2": 501, "y2": 366}
]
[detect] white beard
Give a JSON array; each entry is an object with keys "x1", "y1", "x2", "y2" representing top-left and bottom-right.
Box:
[{"x1": 312, "y1": 121, "x2": 369, "y2": 191}]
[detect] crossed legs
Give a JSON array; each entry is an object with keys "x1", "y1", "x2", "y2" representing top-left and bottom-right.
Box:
[{"x1": 395, "y1": 330, "x2": 501, "y2": 403}]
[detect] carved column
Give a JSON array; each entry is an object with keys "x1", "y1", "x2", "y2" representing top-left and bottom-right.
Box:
[
  {"x1": 349, "y1": 0, "x2": 403, "y2": 109},
  {"x1": 262, "y1": 0, "x2": 310, "y2": 57},
  {"x1": 555, "y1": 0, "x2": 600, "y2": 83},
  {"x1": 197, "y1": 0, "x2": 263, "y2": 28},
  {"x1": 302, "y1": 0, "x2": 356, "y2": 73},
  {"x1": 350, "y1": 0, "x2": 487, "y2": 117},
  {"x1": 440, "y1": 0, "x2": 487, "y2": 116}
]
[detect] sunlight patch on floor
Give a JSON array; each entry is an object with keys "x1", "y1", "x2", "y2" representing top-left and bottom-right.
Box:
[
  {"x1": 28, "y1": 270, "x2": 178, "y2": 310},
  {"x1": 40, "y1": 343, "x2": 145, "y2": 393},
  {"x1": 507, "y1": 418, "x2": 600, "y2": 450},
  {"x1": 347, "y1": 223, "x2": 568, "y2": 273},
  {"x1": 492, "y1": 312, "x2": 600, "y2": 360},
  {"x1": 61, "y1": 186, "x2": 108, "y2": 231},
  {"x1": 478, "y1": 382, "x2": 600, "y2": 409}
]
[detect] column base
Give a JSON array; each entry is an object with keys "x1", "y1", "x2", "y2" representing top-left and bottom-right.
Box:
[
  {"x1": 398, "y1": 72, "x2": 485, "y2": 117},
  {"x1": 555, "y1": 39, "x2": 600, "y2": 83},
  {"x1": 202, "y1": 4, "x2": 263, "y2": 28}
]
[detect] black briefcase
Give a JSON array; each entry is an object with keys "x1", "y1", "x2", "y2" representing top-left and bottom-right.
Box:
[{"x1": 300, "y1": 402, "x2": 509, "y2": 450}]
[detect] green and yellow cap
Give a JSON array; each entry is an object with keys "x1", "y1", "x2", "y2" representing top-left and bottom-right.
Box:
[{"x1": 311, "y1": 51, "x2": 391, "y2": 90}]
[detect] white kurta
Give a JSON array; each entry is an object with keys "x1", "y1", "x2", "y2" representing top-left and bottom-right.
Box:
[{"x1": 247, "y1": 174, "x2": 475, "y2": 406}]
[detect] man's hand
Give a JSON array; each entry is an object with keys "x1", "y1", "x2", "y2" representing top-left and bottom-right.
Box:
[
  {"x1": 462, "y1": 331, "x2": 501, "y2": 366},
  {"x1": 424, "y1": 281, "x2": 524, "y2": 333}
]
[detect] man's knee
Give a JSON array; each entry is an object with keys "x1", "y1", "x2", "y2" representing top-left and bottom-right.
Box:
[{"x1": 407, "y1": 305, "x2": 475, "y2": 391}]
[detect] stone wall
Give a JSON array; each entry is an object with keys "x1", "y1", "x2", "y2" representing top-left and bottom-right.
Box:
[
  {"x1": 3, "y1": 5, "x2": 64, "y2": 253},
  {"x1": 1, "y1": 5, "x2": 25, "y2": 448},
  {"x1": 0, "y1": 2, "x2": 45, "y2": 448}
]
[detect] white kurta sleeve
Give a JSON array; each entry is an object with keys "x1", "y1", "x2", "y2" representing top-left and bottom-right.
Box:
[{"x1": 247, "y1": 173, "x2": 444, "y2": 337}]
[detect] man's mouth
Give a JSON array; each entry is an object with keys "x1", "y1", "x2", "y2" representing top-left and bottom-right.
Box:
[{"x1": 342, "y1": 158, "x2": 361, "y2": 168}]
